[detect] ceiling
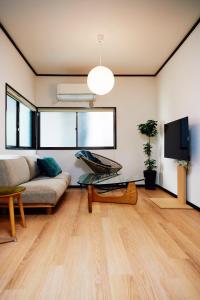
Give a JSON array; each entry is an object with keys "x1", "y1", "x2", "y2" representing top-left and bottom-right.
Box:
[{"x1": 0, "y1": 0, "x2": 200, "y2": 75}]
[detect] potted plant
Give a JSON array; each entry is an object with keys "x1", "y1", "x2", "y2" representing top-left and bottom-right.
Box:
[{"x1": 137, "y1": 120, "x2": 158, "y2": 189}]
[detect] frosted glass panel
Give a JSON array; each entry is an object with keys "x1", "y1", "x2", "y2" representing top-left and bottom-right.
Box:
[
  {"x1": 6, "y1": 96, "x2": 17, "y2": 146},
  {"x1": 78, "y1": 112, "x2": 114, "y2": 147},
  {"x1": 40, "y1": 112, "x2": 76, "y2": 147},
  {"x1": 19, "y1": 103, "x2": 32, "y2": 147}
]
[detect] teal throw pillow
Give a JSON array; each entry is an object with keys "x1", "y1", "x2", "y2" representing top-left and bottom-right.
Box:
[{"x1": 37, "y1": 157, "x2": 62, "y2": 177}]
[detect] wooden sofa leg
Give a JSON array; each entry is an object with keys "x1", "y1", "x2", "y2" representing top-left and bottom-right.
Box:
[{"x1": 46, "y1": 207, "x2": 53, "y2": 215}]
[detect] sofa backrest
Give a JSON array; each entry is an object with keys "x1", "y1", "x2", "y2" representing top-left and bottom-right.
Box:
[
  {"x1": 0, "y1": 157, "x2": 31, "y2": 186},
  {"x1": 23, "y1": 156, "x2": 40, "y2": 180}
]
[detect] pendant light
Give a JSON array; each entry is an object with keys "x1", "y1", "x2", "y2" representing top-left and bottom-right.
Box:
[{"x1": 87, "y1": 34, "x2": 115, "y2": 95}]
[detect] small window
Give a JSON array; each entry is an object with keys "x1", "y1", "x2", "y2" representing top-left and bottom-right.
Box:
[
  {"x1": 6, "y1": 96, "x2": 17, "y2": 147},
  {"x1": 38, "y1": 108, "x2": 116, "y2": 149},
  {"x1": 5, "y1": 84, "x2": 36, "y2": 149},
  {"x1": 78, "y1": 111, "x2": 114, "y2": 147},
  {"x1": 19, "y1": 102, "x2": 33, "y2": 147},
  {"x1": 40, "y1": 111, "x2": 76, "y2": 147}
]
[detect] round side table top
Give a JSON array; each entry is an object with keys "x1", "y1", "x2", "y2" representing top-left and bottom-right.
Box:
[{"x1": 0, "y1": 186, "x2": 25, "y2": 198}]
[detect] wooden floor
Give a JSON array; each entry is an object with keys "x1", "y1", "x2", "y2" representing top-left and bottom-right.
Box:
[{"x1": 0, "y1": 188, "x2": 200, "y2": 300}]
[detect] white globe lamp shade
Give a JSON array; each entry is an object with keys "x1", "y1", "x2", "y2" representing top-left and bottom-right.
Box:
[{"x1": 87, "y1": 66, "x2": 115, "y2": 95}]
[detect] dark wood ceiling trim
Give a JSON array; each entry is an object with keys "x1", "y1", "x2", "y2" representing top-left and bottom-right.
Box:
[
  {"x1": 37, "y1": 73, "x2": 154, "y2": 77},
  {"x1": 1, "y1": 17, "x2": 200, "y2": 78},
  {"x1": 154, "y1": 17, "x2": 200, "y2": 76},
  {"x1": 0, "y1": 22, "x2": 37, "y2": 75}
]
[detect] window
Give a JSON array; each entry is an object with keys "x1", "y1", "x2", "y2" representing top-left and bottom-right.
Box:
[
  {"x1": 5, "y1": 84, "x2": 36, "y2": 149},
  {"x1": 19, "y1": 103, "x2": 33, "y2": 147},
  {"x1": 39, "y1": 108, "x2": 116, "y2": 149},
  {"x1": 40, "y1": 112, "x2": 76, "y2": 147},
  {"x1": 78, "y1": 111, "x2": 114, "y2": 147},
  {"x1": 6, "y1": 96, "x2": 17, "y2": 147}
]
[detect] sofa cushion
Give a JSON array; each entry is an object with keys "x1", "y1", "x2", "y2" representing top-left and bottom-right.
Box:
[
  {"x1": 37, "y1": 157, "x2": 62, "y2": 177},
  {"x1": 19, "y1": 172, "x2": 71, "y2": 205},
  {"x1": 54, "y1": 171, "x2": 71, "y2": 183},
  {"x1": 23, "y1": 156, "x2": 40, "y2": 179},
  {"x1": 31, "y1": 172, "x2": 71, "y2": 183},
  {"x1": 0, "y1": 157, "x2": 30, "y2": 186}
]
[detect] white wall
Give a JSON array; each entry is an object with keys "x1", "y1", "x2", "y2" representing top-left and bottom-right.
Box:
[
  {"x1": 36, "y1": 76, "x2": 157, "y2": 185},
  {"x1": 157, "y1": 24, "x2": 200, "y2": 208},
  {"x1": 1, "y1": 19, "x2": 199, "y2": 208},
  {"x1": 1, "y1": 20, "x2": 199, "y2": 207},
  {"x1": 0, "y1": 28, "x2": 36, "y2": 155}
]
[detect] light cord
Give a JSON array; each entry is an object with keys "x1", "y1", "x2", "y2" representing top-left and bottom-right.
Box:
[{"x1": 97, "y1": 34, "x2": 104, "y2": 66}]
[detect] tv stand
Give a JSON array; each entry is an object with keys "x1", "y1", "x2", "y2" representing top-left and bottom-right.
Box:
[{"x1": 151, "y1": 165, "x2": 192, "y2": 209}]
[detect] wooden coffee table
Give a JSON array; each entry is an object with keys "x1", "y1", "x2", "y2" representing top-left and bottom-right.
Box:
[
  {"x1": 0, "y1": 186, "x2": 26, "y2": 243},
  {"x1": 78, "y1": 173, "x2": 144, "y2": 213}
]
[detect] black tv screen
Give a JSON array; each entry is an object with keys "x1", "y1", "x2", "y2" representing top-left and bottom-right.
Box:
[{"x1": 164, "y1": 117, "x2": 190, "y2": 161}]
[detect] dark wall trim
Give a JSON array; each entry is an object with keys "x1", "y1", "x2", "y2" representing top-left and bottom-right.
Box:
[
  {"x1": 38, "y1": 74, "x2": 88, "y2": 77},
  {"x1": 0, "y1": 23, "x2": 37, "y2": 75},
  {"x1": 156, "y1": 184, "x2": 177, "y2": 198},
  {"x1": 1, "y1": 17, "x2": 199, "y2": 77},
  {"x1": 157, "y1": 184, "x2": 200, "y2": 212},
  {"x1": 136, "y1": 184, "x2": 145, "y2": 187},
  {"x1": 37, "y1": 74, "x2": 154, "y2": 77},
  {"x1": 186, "y1": 201, "x2": 200, "y2": 212},
  {"x1": 155, "y1": 17, "x2": 200, "y2": 76}
]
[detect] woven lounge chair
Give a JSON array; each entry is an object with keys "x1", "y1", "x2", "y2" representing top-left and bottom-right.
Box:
[{"x1": 75, "y1": 151, "x2": 122, "y2": 174}]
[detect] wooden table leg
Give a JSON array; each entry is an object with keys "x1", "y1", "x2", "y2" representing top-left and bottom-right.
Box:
[
  {"x1": 88, "y1": 185, "x2": 93, "y2": 213},
  {"x1": 8, "y1": 196, "x2": 16, "y2": 238},
  {"x1": 17, "y1": 194, "x2": 26, "y2": 227}
]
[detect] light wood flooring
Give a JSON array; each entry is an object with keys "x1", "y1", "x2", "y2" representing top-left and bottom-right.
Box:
[{"x1": 0, "y1": 187, "x2": 200, "y2": 300}]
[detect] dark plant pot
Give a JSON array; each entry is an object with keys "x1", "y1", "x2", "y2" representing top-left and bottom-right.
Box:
[{"x1": 143, "y1": 170, "x2": 157, "y2": 190}]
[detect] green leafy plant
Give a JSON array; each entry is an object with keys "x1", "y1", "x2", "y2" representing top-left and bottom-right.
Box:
[{"x1": 137, "y1": 120, "x2": 158, "y2": 170}]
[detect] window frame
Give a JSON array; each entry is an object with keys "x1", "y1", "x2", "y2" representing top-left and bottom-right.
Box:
[
  {"x1": 5, "y1": 83, "x2": 37, "y2": 150},
  {"x1": 37, "y1": 107, "x2": 117, "y2": 150}
]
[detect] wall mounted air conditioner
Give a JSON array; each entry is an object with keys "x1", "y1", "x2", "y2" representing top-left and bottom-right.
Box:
[{"x1": 57, "y1": 84, "x2": 96, "y2": 102}]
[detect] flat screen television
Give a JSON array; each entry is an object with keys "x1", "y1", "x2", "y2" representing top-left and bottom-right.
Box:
[{"x1": 164, "y1": 117, "x2": 190, "y2": 161}]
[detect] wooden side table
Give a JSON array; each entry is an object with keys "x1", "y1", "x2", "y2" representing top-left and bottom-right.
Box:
[{"x1": 0, "y1": 186, "x2": 26, "y2": 242}]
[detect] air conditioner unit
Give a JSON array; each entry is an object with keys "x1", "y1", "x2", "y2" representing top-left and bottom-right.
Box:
[{"x1": 57, "y1": 84, "x2": 96, "y2": 101}]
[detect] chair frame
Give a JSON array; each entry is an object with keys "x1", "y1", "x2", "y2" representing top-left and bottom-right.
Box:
[{"x1": 78, "y1": 152, "x2": 122, "y2": 174}]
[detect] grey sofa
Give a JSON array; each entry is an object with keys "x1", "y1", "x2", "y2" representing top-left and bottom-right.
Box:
[{"x1": 0, "y1": 156, "x2": 71, "y2": 213}]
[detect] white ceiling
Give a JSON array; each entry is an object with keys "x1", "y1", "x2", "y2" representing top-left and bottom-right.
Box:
[{"x1": 0, "y1": 0, "x2": 200, "y2": 75}]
